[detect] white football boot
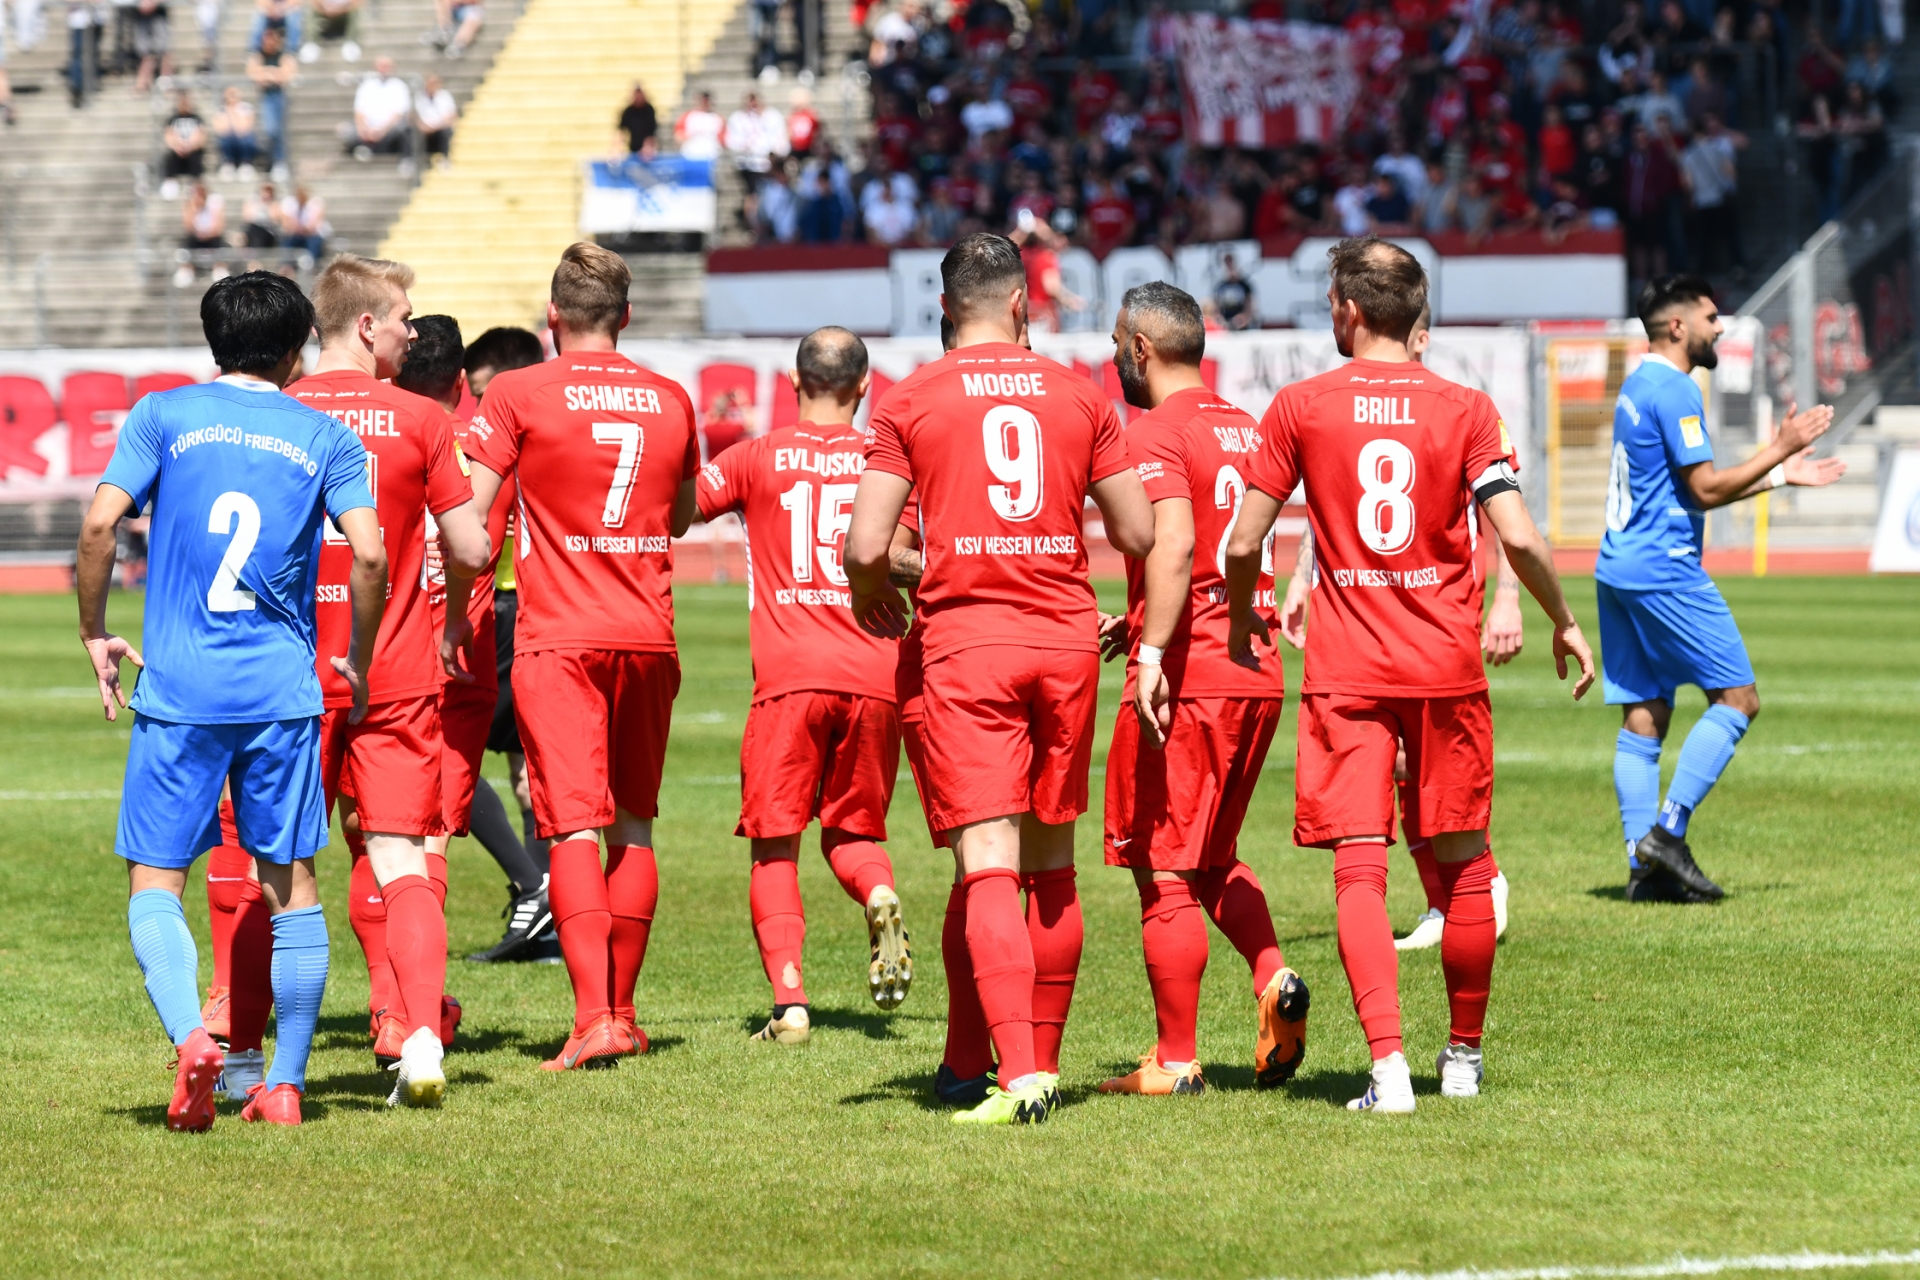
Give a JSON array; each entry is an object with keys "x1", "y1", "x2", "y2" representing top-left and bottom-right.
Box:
[
  {"x1": 1346, "y1": 1050, "x2": 1416, "y2": 1113},
  {"x1": 1437, "y1": 1043, "x2": 1485, "y2": 1097},
  {"x1": 387, "y1": 1027, "x2": 446, "y2": 1108},
  {"x1": 1394, "y1": 908, "x2": 1445, "y2": 951}
]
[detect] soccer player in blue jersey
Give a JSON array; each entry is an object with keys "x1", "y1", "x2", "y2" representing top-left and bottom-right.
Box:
[
  {"x1": 1599, "y1": 276, "x2": 1847, "y2": 903},
  {"x1": 76, "y1": 272, "x2": 389, "y2": 1130}
]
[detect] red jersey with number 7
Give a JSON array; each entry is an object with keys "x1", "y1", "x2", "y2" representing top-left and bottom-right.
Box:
[
  {"x1": 695, "y1": 423, "x2": 898, "y2": 703},
  {"x1": 863, "y1": 341, "x2": 1132, "y2": 662},
  {"x1": 1244, "y1": 357, "x2": 1509, "y2": 698},
  {"x1": 460, "y1": 351, "x2": 699, "y2": 656},
  {"x1": 294, "y1": 370, "x2": 473, "y2": 709}
]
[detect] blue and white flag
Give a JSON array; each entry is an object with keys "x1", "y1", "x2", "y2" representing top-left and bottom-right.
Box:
[{"x1": 580, "y1": 156, "x2": 716, "y2": 235}]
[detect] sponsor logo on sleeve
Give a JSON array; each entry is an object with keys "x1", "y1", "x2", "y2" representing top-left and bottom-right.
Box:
[{"x1": 1679, "y1": 415, "x2": 1705, "y2": 448}]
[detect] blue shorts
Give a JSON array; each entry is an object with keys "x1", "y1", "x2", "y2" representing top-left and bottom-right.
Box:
[
  {"x1": 116, "y1": 715, "x2": 328, "y2": 869},
  {"x1": 1596, "y1": 581, "x2": 1756, "y2": 706}
]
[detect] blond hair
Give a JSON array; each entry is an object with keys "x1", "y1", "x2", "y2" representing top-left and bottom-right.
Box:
[
  {"x1": 550, "y1": 242, "x2": 632, "y2": 337},
  {"x1": 312, "y1": 255, "x2": 416, "y2": 342}
]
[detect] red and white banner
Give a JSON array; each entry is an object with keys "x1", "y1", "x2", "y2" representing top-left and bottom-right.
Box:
[{"x1": 1174, "y1": 16, "x2": 1374, "y2": 148}]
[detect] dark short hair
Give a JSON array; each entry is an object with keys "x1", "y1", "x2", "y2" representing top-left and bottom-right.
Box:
[
  {"x1": 794, "y1": 326, "x2": 869, "y2": 398},
  {"x1": 394, "y1": 314, "x2": 464, "y2": 401},
  {"x1": 939, "y1": 313, "x2": 956, "y2": 352},
  {"x1": 200, "y1": 271, "x2": 314, "y2": 374},
  {"x1": 1327, "y1": 237, "x2": 1427, "y2": 343},
  {"x1": 463, "y1": 326, "x2": 545, "y2": 376},
  {"x1": 941, "y1": 232, "x2": 1026, "y2": 323},
  {"x1": 1637, "y1": 273, "x2": 1715, "y2": 334},
  {"x1": 1120, "y1": 280, "x2": 1205, "y2": 366}
]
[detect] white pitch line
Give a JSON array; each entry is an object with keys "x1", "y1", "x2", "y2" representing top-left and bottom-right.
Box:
[
  {"x1": 0, "y1": 790, "x2": 120, "y2": 801},
  {"x1": 1256, "y1": 1250, "x2": 1920, "y2": 1280}
]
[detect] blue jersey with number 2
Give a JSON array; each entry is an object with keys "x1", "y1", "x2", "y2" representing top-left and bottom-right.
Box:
[
  {"x1": 101, "y1": 378, "x2": 374, "y2": 725},
  {"x1": 1595, "y1": 355, "x2": 1716, "y2": 592}
]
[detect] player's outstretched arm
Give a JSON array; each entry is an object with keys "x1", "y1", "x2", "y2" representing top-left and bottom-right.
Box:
[
  {"x1": 1682, "y1": 401, "x2": 1842, "y2": 509},
  {"x1": 333, "y1": 506, "x2": 389, "y2": 724},
  {"x1": 1133, "y1": 496, "x2": 1195, "y2": 749},
  {"x1": 1223, "y1": 486, "x2": 1283, "y2": 670},
  {"x1": 76, "y1": 483, "x2": 144, "y2": 722},
  {"x1": 1481, "y1": 491, "x2": 1594, "y2": 699},
  {"x1": 846, "y1": 469, "x2": 913, "y2": 639},
  {"x1": 1279, "y1": 524, "x2": 1312, "y2": 649},
  {"x1": 1090, "y1": 468, "x2": 1156, "y2": 558},
  {"x1": 1482, "y1": 532, "x2": 1525, "y2": 665}
]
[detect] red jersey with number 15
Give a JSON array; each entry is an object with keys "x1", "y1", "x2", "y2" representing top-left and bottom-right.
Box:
[
  {"x1": 864, "y1": 342, "x2": 1132, "y2": 662},
  {"x1": 461, "y1": 352, "x2": 699, "y2": 656},
  {"x1": 1245, "y1": 358, "x2": 1508, "y2": 698},
  {"x1": 295, "y1": 370, "x2": 472, "y2": 709},
  {"x1": 695, "y1": 423, "x2": 898, "y2": 704}
]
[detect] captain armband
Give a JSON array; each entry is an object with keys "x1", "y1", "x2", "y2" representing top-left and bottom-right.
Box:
[{"x1": 1471, "y1": 460, "x2": 1522, "y2": 505}]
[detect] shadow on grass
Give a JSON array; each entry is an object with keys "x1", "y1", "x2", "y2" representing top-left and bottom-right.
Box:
[
  {"x1": 1584, "y1": 884, "x2": 1731, "y2": 904},
  {"x1": 837, "y1": 1069, "x2": 946, "y2": 1111},
  {"x1": 108, "y1": 1095, "x2": 349, "y2": 1125},
  {"x1": 514, "y1": 1033, "x2": 686, "y2": 1063},
  {"x1": 735, "y1": 1005, "x2": 929, "y2": 1042}
]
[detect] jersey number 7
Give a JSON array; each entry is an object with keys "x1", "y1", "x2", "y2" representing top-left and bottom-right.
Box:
[{"x1": 593, "y1": 423, "x2": 646, "y2": 529}]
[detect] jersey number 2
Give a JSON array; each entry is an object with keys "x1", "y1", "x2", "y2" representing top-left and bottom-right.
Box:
[
  {"x1": 779, "y1": 481, "x2": 857, "y2": 585},
  {"x1": 207, "y1": 491, "x2": 260, "y2": 612},
  {"x1": 1213, "y1": 465, "x2": 1276, "y2": 576}
]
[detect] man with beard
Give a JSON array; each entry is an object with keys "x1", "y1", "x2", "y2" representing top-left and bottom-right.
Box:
[{"x1": 1598, "y1": 276, "x2": 1844, "y2": 903}]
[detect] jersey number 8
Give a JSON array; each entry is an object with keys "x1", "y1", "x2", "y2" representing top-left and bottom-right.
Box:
[
  {"x1": 1356, "y1": 438, "x2": 1416, "y2": 555},
  {"x1": 983, "y1": 405, "x2": 1044, "y2": 522}
]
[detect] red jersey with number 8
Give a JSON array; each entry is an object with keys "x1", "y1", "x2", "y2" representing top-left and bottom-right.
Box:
[
  {"x1": 864, "y1": 341, "x2": 1131, "y2": 662},
  {"x1": 461, "y1": 352, "x2": 699, "y2": 656},
  {"x1": 1245, "y1": 357, "x2": 1508, "y2": 698},
  {"x1": 695, "y1": 423, "x2": 898, "y2": 703}
]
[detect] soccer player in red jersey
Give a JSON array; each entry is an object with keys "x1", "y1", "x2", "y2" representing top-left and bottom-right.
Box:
[
  {"x1": 295, "y1": 256, "x2": 492, "y2": 1108},
  {"x1": 845, "y1": 233, "x2": 1155, "y2": 1125},
  {"x1": 1092, "y1": 283, "x2": 1311, "y2": 1098},
  {"x1": 459, "y1": 243, "x2": 701, "y2": 1072},
  {"x1": 693, "y1": 328, "x2": 912, "y2": 1046},
  {"x1": 1224, "y1": 239, "x2": 1594, "y2": 1112}
]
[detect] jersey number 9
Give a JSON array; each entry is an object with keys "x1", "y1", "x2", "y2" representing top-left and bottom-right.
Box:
[{"x1": 982, "y1": 405, "x2": 1044, "y2": 522}]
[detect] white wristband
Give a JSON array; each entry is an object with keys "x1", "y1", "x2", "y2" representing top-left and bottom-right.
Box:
[
  {"x1": 1137, "y1": 644, "x2": 1165, "y2": 666},
  {"x1": 1768, "y1": 463, "x2": 1787, "y2": 490}
]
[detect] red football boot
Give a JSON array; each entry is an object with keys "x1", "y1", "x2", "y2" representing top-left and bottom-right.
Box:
[
  {"x1": 166, "y1": 1028, "x2": 225, "y2": 1133},
  {"x1": 440, "y1": 994, "x2": 462, "y2": 1049},
  {"x1": 240, "y1": 1082, "x2": 302, "y2": 1126},
  {"x1": 540, "y1": 1015, "x2": 627, "y2": 1071},
  {"x1": 200, "y1": 986, "x2": 231, "y2": 1047},
  {"x1": 372, "y1": 1014, "x2": 408, "y2": 1070},
  {"x1": 612, "y1": 1015, "x2": 649, "y2": 1057}
]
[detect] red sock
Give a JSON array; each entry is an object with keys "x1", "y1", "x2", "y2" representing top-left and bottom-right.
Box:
[
  {"x1": 227, "y1": 877, "x2": 274, "y2": 1053},
  {"x1": 1408, "y1": 840, "x2": 1444, "y2": 912},
  {"x1": 823, "y1": 834, "x2": 893, "y2": 907},
  {"x1": 964, "y1": 868, "x2": 1035, "y2": 1086},
  {"x1": 1436, "y1": 849, "x2": 1497, "y2": 1047},
  {"x1": 204, "y1": 839, "x2": 249, "y2": 991},
  {"x1": 548, "y1": 838, "x2": 613, "y2": 1035},
  {"x1": 426, "y1": 851, "x2": 448, "y2": 908},
  {"x1": 606, "y1": 844, "x2": 658, "y2": 1024},
  {"x1": 382, "y1": 875, "x2": 448, "y2": 1039},
  {"x1": 1021, "y1": 867, "x2": 1081, "y2": 1075},
  {"x1": 940, "y1": 882, "x2": 994, "y2": 1078},
  {"x1": 1196, "y1": 859, "x2": 1284, "y2": 996},
  {"x1": 1138, "y1": 878, "x2": 1206, "y2": 1066},
  {"x1": 346, "y1": 840, "x2": 396, "y2": 1021},
  {"x1": 750, "y1": 857, "x2": 808, "y2": 1006},
  {"x1": 1332, "y1": 840, "x2": 1402, "y2": 1059}
]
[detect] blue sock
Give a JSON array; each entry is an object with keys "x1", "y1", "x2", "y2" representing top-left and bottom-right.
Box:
[
  {"x1": 128, "y1": 889, "x2": 203, "y2": 1046},
  {"x1": 1613, "y1": 729, "x2": 1663, "y2": 867},
  {"x1": 264, "y1": 906, "x2": 329, "y2": 1091},
  {"x1": 1659, "y1": 704, "x2": 1751, "y2": 837}
]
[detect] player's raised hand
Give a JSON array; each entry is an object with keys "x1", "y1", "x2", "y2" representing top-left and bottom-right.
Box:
[
  {"x1": 1228, "y1": 609, "x2": 1274, "y2": 672},
  {"x1": 1552, "y1": 620, "x2": 1596, "y2": 700},
  {"x1": 1482, "y1": 592, "x2": 1525, "y2": 665},
  {"x1": 332, "y1": 653, "x2": 371, "y2": 724},
  {"x1": 1776, "y1": 401, "x2": 1835, "y2": 453},
  {"x1": 1097, "y1": 612, "x2": 1129, "y2": 663},
  {"x1": 1133, "y1": 661, "x2": 1172, "y2": 748},
  {"x1": 1783, "y1": 445, "x2": 1848, "y2": 488},
  {"x1": 84, "y1": 633, "x2": 143, "y2": 722},
  {"x1": 851, "y1": 581, "x2": 910, "y2": 639},
  {"x1": 1278, "y1": 571, "x2": 1310, "y2": 649},
  {"x1": 440, "y1": 614, "x2": 477, "y2": 684}
]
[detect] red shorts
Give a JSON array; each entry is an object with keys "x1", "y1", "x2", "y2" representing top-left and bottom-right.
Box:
[
  {"x1": 1104, "y1": 696, "x2": 1282, "y2": 870},
  {"x1": 514, "y1": 648, "x2": 679, "y2": 838},
  {"x1": 320, "y1": 694, "x2": 446, "y2": 837},
  {"x1": 1293, "y1": 691, "x2": 1493, "y2": 848},
  {"x1": 918, "y1": 644, "x2": 1098, "y2": 833},
  {"x1": 737, "y1": 691, "x2": 899, "y2": 840},
  {"x1": 439, "y1": 680, "x2": 495, "y2": 836},
  {"x1": 896, "y1": 704, "x2": 948, "y2": 851}
]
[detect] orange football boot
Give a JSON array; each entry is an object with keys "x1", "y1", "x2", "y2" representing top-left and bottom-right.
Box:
[
  {"x1": 372, "y1": 1013, "x2": 408, "y2": 1070},
  {"x1": 200, "y1": 986, "x2": 231, "y2": 1046},
  {"x1": 440, "y1": 995, "x2": 462, "y2": 1049},
  {"x1": 1098, "y1": 1052, "x2": 1205, "y2": 1095},
  {"x1": 166, "y1": 1028, "x2": 226, "y2": 1133},
  {"x1": 240, "y1": 1082, "x2": 303, "y2": 1126},
  {"x1": 1255, "y1": 967, "x2": 1311, "y2": 1088},
  {"x1": 540, "y1": 1014, "x2": 627, "y2": 1071}
]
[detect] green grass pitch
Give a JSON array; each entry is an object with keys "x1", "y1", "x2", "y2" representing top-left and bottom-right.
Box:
[{"x1": 1, "y1": 578, "x2": 1918, "y2": 1279}]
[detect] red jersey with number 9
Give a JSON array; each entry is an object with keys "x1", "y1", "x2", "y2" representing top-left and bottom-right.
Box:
[
  {"x1": 864, "y1": 341, "x2": 1131, "y2": 662},
  {"x1": 695, "y1": 423, "x2": 898, "y2": 703},
  {"x1": 460, "y1": 351, "x2": 699, "y2": 656},
  {"x1": 1245, "y1": 357, "x2": 1508, "y2": 698}
]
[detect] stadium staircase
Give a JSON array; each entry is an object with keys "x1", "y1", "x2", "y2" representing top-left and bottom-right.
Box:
[{"x1": 0, "y1": 0, "x2": 519, "y2": 348}]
